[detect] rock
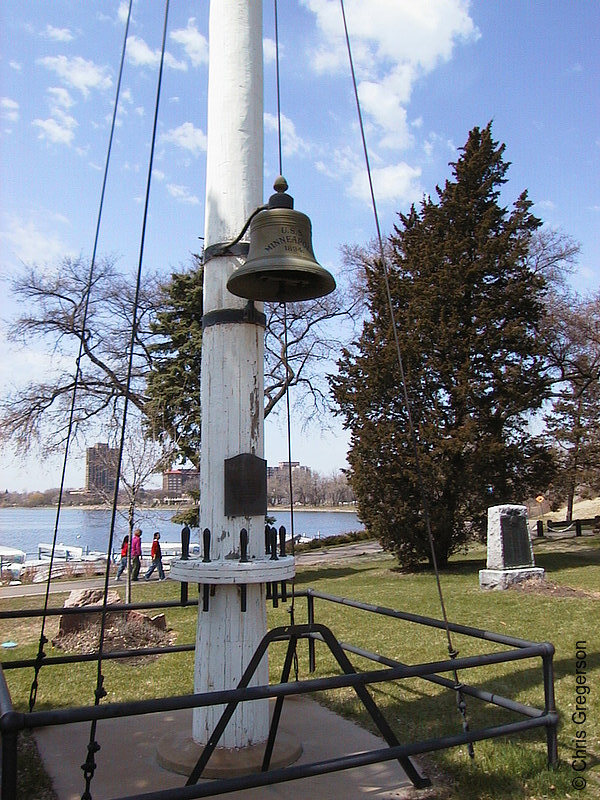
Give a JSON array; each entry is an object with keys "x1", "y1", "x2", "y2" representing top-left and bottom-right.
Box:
[
  {"x1": 126, "y1": 610, "x2": 167, "y2": 631},
  {"x1": 58, "y1": 588, "x2": 123, "y2": 636}
]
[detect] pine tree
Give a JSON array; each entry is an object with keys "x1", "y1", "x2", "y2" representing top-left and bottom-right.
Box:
[
  {"x1": 145, "y1": 260, "x2": 204, "y2": 466},
  {"x1": 331, "y1": 123, "x2": 555, "y2": 569}
]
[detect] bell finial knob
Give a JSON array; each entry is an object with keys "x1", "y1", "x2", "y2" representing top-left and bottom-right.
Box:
[
  {"x1": 273, "y1": 175, "x2": 288, "y2": 193},
  {"x1": 268, "y1": 176, "x2": 293, "y2": 209}
]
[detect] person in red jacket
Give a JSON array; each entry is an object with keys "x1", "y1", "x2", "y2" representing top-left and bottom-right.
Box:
[
  {"x1": 114, "y1": 535, "x2": 129, "y2": 581},
  {"x1": 130, "y1": 528, "x2": 142, "y2": 581},
  {"x1": 144, "y1": 531, "x2": 165, "y2": 581}
]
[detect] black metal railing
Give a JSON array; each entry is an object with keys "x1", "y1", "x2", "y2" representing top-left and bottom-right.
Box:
[{"x1": 1, "y1": 587, "x2": 558, "y2": 800}]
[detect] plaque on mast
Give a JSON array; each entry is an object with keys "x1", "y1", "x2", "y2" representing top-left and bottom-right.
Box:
[{"x1": 224, "y1": 453, "x2": 267, "y2": 517}]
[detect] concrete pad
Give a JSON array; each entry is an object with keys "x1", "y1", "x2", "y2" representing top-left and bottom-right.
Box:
[
  {"x1": 157, "y1": 727, "x2": 303, "y2": 778},
  {"x1": 35, "y1": 696, "x2": 419, "y2": 799}
]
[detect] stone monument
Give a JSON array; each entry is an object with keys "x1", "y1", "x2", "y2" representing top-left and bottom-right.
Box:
[{"x1": 479, "y1": 504, "x2": 545, "y2": 589}]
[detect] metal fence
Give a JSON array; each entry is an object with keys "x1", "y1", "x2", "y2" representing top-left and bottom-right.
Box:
[{"x1": 1, "y1": 587, "x2": 558, "y2": 799}]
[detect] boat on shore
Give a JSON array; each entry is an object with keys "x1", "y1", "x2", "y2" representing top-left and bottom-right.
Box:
[
  {"x1": 0, "y1": 540, "x2": 201, "y2": 584},
  {"x1": 0, "y1": 545, "x2": 26, "y2": 566}
]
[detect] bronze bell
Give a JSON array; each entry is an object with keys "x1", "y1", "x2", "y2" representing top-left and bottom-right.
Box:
[{"x1": 226, "y1": 177, "x2": 336, "y2": 303}]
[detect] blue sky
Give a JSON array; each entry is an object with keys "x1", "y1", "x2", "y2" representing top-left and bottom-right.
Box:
[{"x1": 0, "y1": 0, "x2": 598, "y2": 491}]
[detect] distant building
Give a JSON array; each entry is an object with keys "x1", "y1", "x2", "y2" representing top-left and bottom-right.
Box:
[
  {"x1": 162, "y1": 468, "x2": 199, "y2": 494},
  {"x1": 267, "y1": 461, "x2": 310, "y2": 478},
  {"x1": 85, "y1": 443, "x2": 119, "y2": 492}
]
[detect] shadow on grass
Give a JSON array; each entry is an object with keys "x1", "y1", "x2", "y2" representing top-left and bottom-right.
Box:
[
  {"x1": 293, "y1": 564, "x2": 379, "y2": 585},
  {"x1": 533, "y1": 548, "x2": 600, "y2": 570}
]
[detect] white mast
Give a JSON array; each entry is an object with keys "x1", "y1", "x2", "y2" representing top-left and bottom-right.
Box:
[
  {"x1": 169, "y1": 0, "x2": 295, "y2": 759},
  {"x1": 194, "y1": 0, "x2": 267, "y2": 748}
]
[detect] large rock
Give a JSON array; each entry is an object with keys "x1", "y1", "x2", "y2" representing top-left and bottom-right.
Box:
[{"x1": 58, "y1": 588, "x2": 123, "y2": 636}]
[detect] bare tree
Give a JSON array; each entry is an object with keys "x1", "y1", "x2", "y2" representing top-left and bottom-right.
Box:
[
  {"x1": 264, "y1": 286, "x2": 361, "y2": 421},
  {"x1": 543, "y1": 291, "x2": 600, "y2": 518},
  {"x1": 1, "y1": 256, "x2": 161, "y2": 456},
  {"x1": 1, "y1": 254, "x2": 361, "y2": 465}
]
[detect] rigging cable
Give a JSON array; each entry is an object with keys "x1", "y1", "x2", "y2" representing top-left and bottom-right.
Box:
[
  {"x1": 338, "y1": 0, "x2": 474, "y2": 756},
  {"x1": 27, "y1": 0, "x2": 134, "y2": 715},
  {"x1": 80, "y1": 2, "x2": 172, "y2": 798}
]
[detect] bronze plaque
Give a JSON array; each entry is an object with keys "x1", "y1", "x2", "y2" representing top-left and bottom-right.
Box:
[
  {"x1": 500, "y1": 514, "x2": 532, "y2": 568},
  {"x1": 224, "y1": 453, "x2": 267, "y2": 517}
]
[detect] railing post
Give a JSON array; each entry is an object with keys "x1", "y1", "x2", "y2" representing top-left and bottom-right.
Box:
[
  {"x1": 307, "y1": 591, "x2": 316, "y2": 673},
  {"x1": 542, "y1": 644, "x2": 559, "y2": 767},
  {"x1": 536, "y1": 520, "x2": 544, "y2": 538},
  {"x1": 575, "y1": 520, "x2": 582, "y2": 537},
  {"x1": 1, "y1": 728, "x2": 18, "y2": 800}
]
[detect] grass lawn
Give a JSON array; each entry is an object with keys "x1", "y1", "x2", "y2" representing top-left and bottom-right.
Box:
[{"x1": 1, "y1": 533, "x2": 598, "y2": 799}]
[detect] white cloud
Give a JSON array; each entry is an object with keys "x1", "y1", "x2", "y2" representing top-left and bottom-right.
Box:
[
  {"x1": 43, "y1": 25, "x2": 74, "y2": 42},
  {"x1": 357, "y1": 73, "x2": 413, "y2": 149},
  {"x1": 167, "y1": 184, "x2": 200, "y2": 204},
  {"x1": 32, "y1": 111, "x2": 77, "y2": 145},
  {"x1": 350, "y1": 161, "x2": 422, "y2": 204},
  {"x1": 31, "y1": 87, "x2": 77, "y2": 145},
  {"x1": 536, "y1": 200, "x2": 557, "y2": 212},
  {"x1": 303, "y1": 0, "x2": 478, "y2": 149},
  {"x1": 1, "y1": 97, "x2": 19, "y2": 123},
  {"x1": 305, "y1": 0, "x2": 478, "y2": 72},
  {"x1": 0, "y1": 216, "x2": 73, "y2": 267},
  {"x1": 37, "y1": 55, "x2": 112, "y2": 97},
  {"x1": 117, "y1": 2, "x2": 130, "y2": 25},
  {"x1": 263, "y1": 38, "x2": 277, "y2": 64},
  {"x1": 9, "y1": 61, "x2": 23, "y2": 71},
  {"x1": 265, "y1": 112, "x2": 309, "y2": 157},
  {"x1": 170, "y1": 18, "x2": 208, "y2": 67},
  {"x1": 318, "y1": 147, "x2": 422, "y2": 206},
  {"x1": 126, "y1": 35, "x2": 187, "y2": 71},
  {"x1": 47, "y1": 87, "x2": 74, "y2": 109},
  {"x1": 161, "y1": 121, "x2": 207, "y2": 154}
]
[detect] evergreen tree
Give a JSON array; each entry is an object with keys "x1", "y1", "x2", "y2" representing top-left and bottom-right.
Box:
[
  {"x1": 145, "y1": 259, "x2": 204, "y2": 466},
  {"x1": 331, "y1": 123, "x2": 555, "y2": 569}
]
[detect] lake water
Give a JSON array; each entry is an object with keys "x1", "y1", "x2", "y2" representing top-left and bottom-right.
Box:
[{"x1": 0, "y1": 507, "x2": 363, "y2": 560}]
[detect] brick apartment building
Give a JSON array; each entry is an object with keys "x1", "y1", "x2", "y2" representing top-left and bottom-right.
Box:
[{"x1": 85, "y1": 442, "x2": 119, "y2": 492}]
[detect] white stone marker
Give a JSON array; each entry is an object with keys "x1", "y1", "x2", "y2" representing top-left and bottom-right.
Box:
[{"x1": 479, "y1": 504, "x2": 545, "y2": 590}]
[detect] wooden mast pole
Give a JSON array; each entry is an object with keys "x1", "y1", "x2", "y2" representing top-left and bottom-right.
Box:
[{"x1": 192, "y1": 0, "x2": 268, "y2": 748}]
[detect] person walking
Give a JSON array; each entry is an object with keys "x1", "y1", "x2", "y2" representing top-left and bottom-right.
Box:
[
  {"x1": 131, "y1": 528, "x2": 142, "y2": 581},
  {"x1": 145, "y1": 532, "x2": 165, "y2": 581},
  {"x1": 115, "y1": 535, "x2": 129, "y2": 581}
]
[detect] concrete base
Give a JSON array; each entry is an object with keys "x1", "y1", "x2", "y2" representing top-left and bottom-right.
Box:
[
  {"x1": 157, "y1": 729, "x2": 302, "y2": 778},
  {"x1": 479, "y1": 567, "x2": 545, "y2": 590},
  {"x1": 35, "y1": 696, "x2": 415, "y2": 800}
]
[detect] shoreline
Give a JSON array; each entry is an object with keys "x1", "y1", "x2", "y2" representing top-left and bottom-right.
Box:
[{"x1": 0, "y1": 504, "x2": 359, "y2": 513}]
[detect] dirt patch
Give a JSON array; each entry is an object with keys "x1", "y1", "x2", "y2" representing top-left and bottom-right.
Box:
[
  {"x1": 53, "y1": 614, "x2": 174, "y2": 665},
  {"x1": 510, "y1": 577, "x2": 600, "y2": 599}
]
